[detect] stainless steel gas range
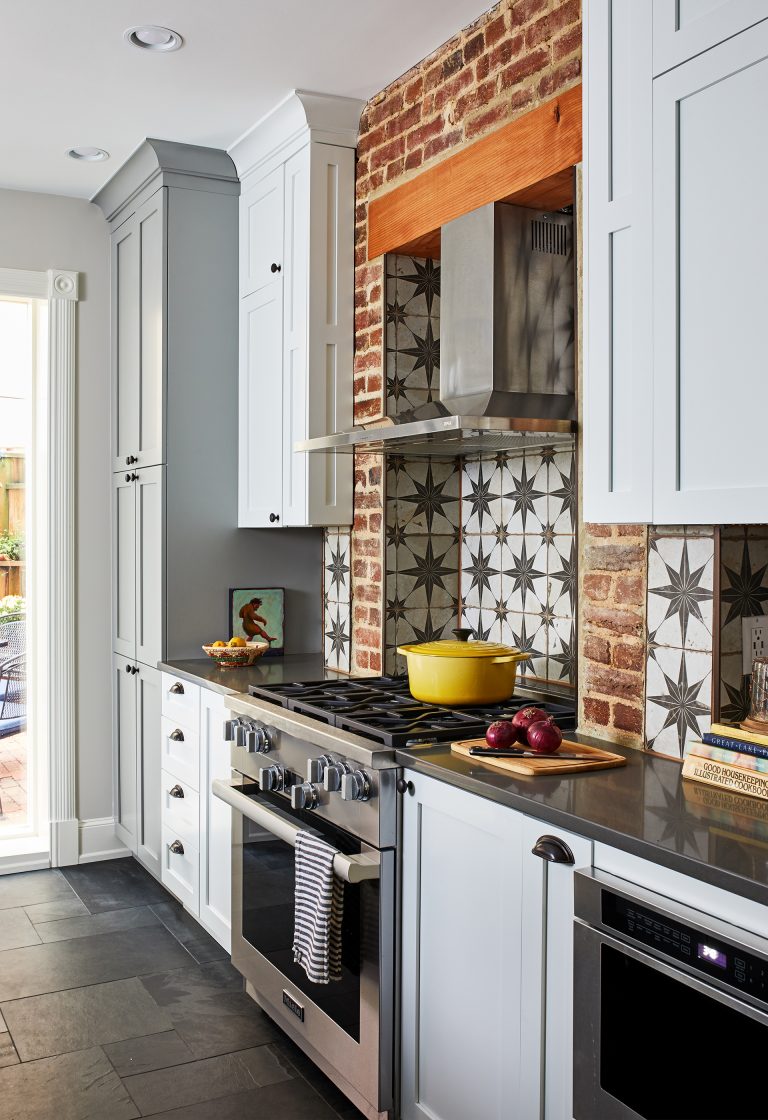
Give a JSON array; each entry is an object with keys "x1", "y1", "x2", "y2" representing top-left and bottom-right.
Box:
[{"x1": 213, "y1": 676, "x2": 576, "y2": 1120}]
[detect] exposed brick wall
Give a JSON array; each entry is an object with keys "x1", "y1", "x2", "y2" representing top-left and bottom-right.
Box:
[
  {"x1": 578, "y1": 524, "x2": 648, "y2": 746},
  {"x1": 351, "y1": 0, "x2": 582, "y2": 676}
]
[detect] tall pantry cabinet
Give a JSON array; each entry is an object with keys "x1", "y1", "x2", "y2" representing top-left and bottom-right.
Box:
[{"x1": 95, "y1": 140, "x2": 244, "y2": 876}]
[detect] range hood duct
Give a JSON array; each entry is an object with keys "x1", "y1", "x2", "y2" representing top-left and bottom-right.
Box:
[{"x1": 298, "y1": 201, "x2": 576, "y2": 458}]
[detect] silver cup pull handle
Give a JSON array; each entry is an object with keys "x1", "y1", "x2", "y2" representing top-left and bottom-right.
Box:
[{"x1": 169, "y1": 839, "x2": 184, "y2": 855}]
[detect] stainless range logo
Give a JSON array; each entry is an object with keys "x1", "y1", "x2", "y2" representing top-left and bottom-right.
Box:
[{"x1": 282, "y1": 990, "x2": 305, "y2": 1022}]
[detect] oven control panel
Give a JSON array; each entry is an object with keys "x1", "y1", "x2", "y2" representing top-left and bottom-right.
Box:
[{"x1": 603, "y1": 890, "x2": 768, "y2": 1003}]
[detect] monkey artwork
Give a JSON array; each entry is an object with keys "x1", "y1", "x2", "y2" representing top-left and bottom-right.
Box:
[{"x1": 238, "y1": 597, "x2": 276, "y2": 643}]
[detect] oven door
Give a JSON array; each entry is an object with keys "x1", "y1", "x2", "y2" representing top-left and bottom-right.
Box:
[
  {"x1": 224, "y1": 775, "x2": 394, "y2": 1119},
  {"x1": 574, "y1": 893, "x2": 768, "y2": 1119}
]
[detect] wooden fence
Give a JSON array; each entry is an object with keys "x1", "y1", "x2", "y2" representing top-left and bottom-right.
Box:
[{"x1": 0, "y1": 453, "x2": 25, "y2": 597}]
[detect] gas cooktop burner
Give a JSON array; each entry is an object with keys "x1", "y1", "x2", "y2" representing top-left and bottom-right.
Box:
[{"x1": 248, "y1": 677, "x2": 576, "y2": 749}]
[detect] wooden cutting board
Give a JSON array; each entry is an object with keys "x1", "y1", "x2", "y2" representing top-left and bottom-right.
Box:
[{"x1": 451, "y1": 737, "x2": 627, "y2": 776}]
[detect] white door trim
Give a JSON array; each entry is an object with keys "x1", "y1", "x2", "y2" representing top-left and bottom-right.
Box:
[{"x1": 0, "y1": 266, "x2": 79, "y2": 866}]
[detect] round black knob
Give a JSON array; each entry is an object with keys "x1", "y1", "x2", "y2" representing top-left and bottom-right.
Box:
[
  {"x1": 125, "y1": 665, "x2": 131, "y2": 674},
  {"x1": 132, "y1": 666, "x2": 140, "y2": 676},
  {"x1": 396, "y1": 778, "x2": 415, "y2": 796},
  {"x1": 125, "y1": 473, "x2": 131, "y2": 483},
  {"x1": 270, "y1": 262, "x2": 281, "y2": 273},
  {"x1": 130, "y1": 472, "x2": 138, "y2": 481},
  {"x1": 126, "y1": 455, "x2": 137, "y2": 465},
  {"x1": 269, "y1": 512, "x2": 280, "y2": 523}
]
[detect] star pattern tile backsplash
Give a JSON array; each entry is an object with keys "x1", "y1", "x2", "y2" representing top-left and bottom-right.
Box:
[
  {"x1": 323, "y1": 528, "x2": 351, "y2": 674},
  {"x1": 719, "y1": 526, "x2": 768, "y2": 723},
  {"x1": 358, "y1": 252, "x2": 578, "y2": 688},
  {"x1": 645, "y1": 527, "x2": 715, "y2": 760}
]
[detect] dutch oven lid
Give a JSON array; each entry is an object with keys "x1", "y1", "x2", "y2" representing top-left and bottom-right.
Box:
[{"x1": 398, "y1": 628, "x2": 526, "y2": 659}]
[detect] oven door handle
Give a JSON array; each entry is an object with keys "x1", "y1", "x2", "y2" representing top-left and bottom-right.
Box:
[{"x1": 212, "y1": 779, "x2": 380, "y2": 884}]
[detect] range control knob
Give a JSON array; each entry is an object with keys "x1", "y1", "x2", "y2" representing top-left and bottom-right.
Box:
[
  {"x1": 259, "y1": 763, "x2": 286, "y2": 792},
  {"x1": 306, "y1": 754, "x2": 333, "y2": 783},
  {"x1": 223, "y1": 719, "x2": 239, "y2": 742},
  {"x1": 247, "y1": 723, "x2": 272, "y2": 754},
  {"x1": 341, "y1": 770, "x2": 372, "y2": 802},
  {"x1": 324, "y1": 759, "x2": 351, "y2": 793},
  {"x1": 291, "y1": 782, "x2": 319, "y2": 811}
]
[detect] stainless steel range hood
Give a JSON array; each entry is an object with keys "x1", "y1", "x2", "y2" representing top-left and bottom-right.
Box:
[{"x1": 298, "y1": 201, "x2": 576, "y2": 459}]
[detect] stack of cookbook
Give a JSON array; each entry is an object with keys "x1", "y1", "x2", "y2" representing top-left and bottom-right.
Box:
[{"x1": 683, "y1": 723, "x2": 768, "y2": 801}]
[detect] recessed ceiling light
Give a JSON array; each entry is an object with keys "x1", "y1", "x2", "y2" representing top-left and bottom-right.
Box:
[
  {"x1": 124, "y1": 24, "x2": 183, "y2": 51},
  {"x1": 66, "y1": 147, "x2": 110, "y2": 162}
]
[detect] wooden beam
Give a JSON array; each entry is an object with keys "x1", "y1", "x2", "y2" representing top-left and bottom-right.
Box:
[{"x1": 367, "y1": 84, "x2": 582, "y2": 261}]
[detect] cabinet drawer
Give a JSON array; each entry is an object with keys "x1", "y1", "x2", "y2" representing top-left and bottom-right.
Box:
[
  {"x1": 161, "y1": 826, "x2": 199, "y2": 916},
  {"x1": 161, "y1": 769, "x2": 199, "y2": 847},
  {"x1": 161, "y1": 673, "x2": 200, "y2": 727},
  {"x1": 160, "y1": 716, "x2": 199, "y2": 790}
]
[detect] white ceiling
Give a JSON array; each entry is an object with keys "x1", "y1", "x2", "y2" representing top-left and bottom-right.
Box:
[{"x1": 2, "y1": 1, "x2": 492, "y2": 199}]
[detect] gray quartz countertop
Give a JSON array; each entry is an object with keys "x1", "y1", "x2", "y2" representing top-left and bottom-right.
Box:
[
  {"x1": 157, "y1": 653, "x2": 329, "y2": 696},
  {"x1": 157, "y1": 658, "x2": 768, "y2": 905},
  {"x1": 397, "y1": 735, "x2": 768, "y2": 908}
]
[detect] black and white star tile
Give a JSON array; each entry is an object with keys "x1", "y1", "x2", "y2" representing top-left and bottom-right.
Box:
[
  {"x1": 385, "y1": 254, "x2": 441, "y2": 418},
  {"x1": 718, "y1": 527, "x2": 768, "y2": 722},
  {"x1": 323, "y1": 528, "x2": 352, "y2": 674},
  {"x1": 645, "y1": 646, "x2": 712, "y2": 759},
  {"x1": 387, "y1": 458, "x2": 461, "y2": 536},
  {"x1": 647, "y1": 534, "x2": 714, "y2": 651}
]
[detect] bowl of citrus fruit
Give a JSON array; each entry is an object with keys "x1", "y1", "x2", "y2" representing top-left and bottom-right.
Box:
[{"x1": 202, "y1": 637, "x2": 270, "y2": 667}]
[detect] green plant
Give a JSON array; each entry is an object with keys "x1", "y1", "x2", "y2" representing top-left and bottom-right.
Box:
[
  {"x1": 0, "y1": 532, "x2": 23, "y2": 561},
  {"x1": 0, "y1": 595, "x2": 24, "y2": 619}
]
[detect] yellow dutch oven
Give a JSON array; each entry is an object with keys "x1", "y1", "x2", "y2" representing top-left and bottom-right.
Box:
[{"x1": 397, "y1": 629, "x2": 530, "y2": 706}]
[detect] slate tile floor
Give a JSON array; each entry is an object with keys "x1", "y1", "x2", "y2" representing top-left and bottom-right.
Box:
[{"x1": 0, "y1": 858, "x2": 365, "y2": 1118}]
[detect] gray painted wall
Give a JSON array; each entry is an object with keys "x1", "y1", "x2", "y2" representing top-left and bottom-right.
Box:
[{"x1": 0, "y1": 188, "x2": 112, "y2": 822}]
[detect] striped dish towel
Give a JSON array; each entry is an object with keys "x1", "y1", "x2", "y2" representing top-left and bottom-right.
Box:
[{"x1": 293, "y1": 830, "x2": 344, "y2": 984}]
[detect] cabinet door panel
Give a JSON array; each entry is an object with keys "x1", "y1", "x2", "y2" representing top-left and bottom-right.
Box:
[
  {"x1": 241, "y1": 165, "x2": 285, "y2": 298},
  {"x1": 135, "y1": 465, "x2": 164, "y2": 666},
  {"x1": 238, "y1": 286, "x2": 283, "y2": 527},
  {"x1": 199, "y1": 689, "x2": 231, "y2": 950},
  {"x1": 652, "y1": 0, "x2": 768, "y2": 74},
  {"x1": 653, "y1": 23, "x2": 768, "y2": 522},
  {"x1": 401, "y1": 772, "x2": 526, "y2": 1120},
  {"x1": 136, "y1": 663, "x2": 162, "y2": 879},
  {"x1": 112, "y1": 215, "x2": 140, "y2": 473},
  {"x1": 282, "y1": 147, "x2": 310, "y2": 526},
  {"x1": 136, "y1": 189, "x2": 166, "y2": 469},
  {"x1": 113, "y1": 653, "x2": 137, "y2": 852},
  {"x1": 112, "y1": 472, "x2": 136, "y2": 660},
  {"x1": 520, "y1": 819, "x2": 593, "y2": 1120},
  {"x1": 303, "y1": 144, "x2": 355, "y2": 527},
  {"x1": 582, "y1": 0, "x2": 653, "y2": 522}
]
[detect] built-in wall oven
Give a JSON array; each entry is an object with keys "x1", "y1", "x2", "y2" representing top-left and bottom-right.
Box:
[
  {"x1": 574, "y1": 868, "x2": 768, "y2": 1120},
  {"x1": 213, "y1": 692, "x2": 399, "y2": 1120}
]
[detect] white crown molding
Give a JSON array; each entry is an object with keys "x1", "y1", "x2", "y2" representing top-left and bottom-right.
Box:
[{"x1": 229, "y1": 89, "x2": 363, "y2": 181}]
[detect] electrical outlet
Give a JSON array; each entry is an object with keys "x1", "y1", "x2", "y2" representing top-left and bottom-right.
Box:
[{"x1": 742, "y1": 616, "x2": 768, "y2": 675}]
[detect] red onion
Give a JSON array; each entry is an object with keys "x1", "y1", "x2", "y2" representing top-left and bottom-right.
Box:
[
  {"x1": 485, "y1": 720, "x2": 518, "y2": 749},
  {"x1": 510, "y1": 706, "x2": 548, "y2": 744},
  {"x1": 526, "y1": 719, "x2": 563, "y2": 755}
]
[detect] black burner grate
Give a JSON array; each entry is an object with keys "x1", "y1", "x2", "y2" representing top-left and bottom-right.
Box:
[{"x1": 248, "y1": 677, "x2": 576, "y2": 749}]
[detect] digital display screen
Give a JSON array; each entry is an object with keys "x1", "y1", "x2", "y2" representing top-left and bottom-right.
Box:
[{"x1": 698, "y1": 943, "x2": 728, "y2": 969}]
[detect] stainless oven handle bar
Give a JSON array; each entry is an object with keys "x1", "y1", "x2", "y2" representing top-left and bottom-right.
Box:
[{"x1": 212, "y1": 779, "x2": 380, "y2": 885}]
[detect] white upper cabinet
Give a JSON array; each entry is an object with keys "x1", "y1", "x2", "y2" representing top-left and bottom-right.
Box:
[
  {"x1": 652, "y1": 0, "x2": 768, "y2": 74},
  {"x1": 110, "y1": 188, "x2": 166, "y2": 473},
  {"x1": 583, "y1": 0, "x2": 654, "y2": 523},
  {"x1": 653, "y1": 20, "x2": 768, "y2": 522},
  {"x1": 231, "y1": 91, "x2": 361, "y2": 528},
  {"x1": 584, "y1": 3, "x2": 768, "y2": 523}
]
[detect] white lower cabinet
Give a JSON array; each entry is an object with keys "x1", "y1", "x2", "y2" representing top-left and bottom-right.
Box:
[
  {"x1": 158, "y1": 675, "x2": 231, "y2": 946},
  {"x1": 113, "y1": 654, "x2": 161, "y2": 880},
  {"x1": 400, "y1": 770, "x2": 592, "y2": 1120},
  {"x1": 199, "y1": 689, "x2": 231, "y2": 951}
]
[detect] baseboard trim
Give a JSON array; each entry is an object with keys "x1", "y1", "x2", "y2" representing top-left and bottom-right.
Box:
[
  {"x1": 0, "y1": 848, "x2": 51, "y2": 875},
  {"x1": 78, "y1": 817, "x2": 131, "y2": 864}
]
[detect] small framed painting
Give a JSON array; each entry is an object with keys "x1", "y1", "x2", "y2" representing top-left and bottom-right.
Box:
[{"x1": 229, "y1": 587, "x2": 284, "y2": 656}]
